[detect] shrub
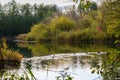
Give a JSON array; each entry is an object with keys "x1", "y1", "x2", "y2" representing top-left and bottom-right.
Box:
[
  {"x1": 27, "y1": 23, "x2": 46, "y2": 41},
  {"x1": 16, "y1": 34, "x2": 28, "y2": 41},
  {"x1": 50, "y1": 16, "x2": 77, "y2": 32},
  {"x1": 0, "y1": 39, "x2": 23, "y2": 62},
  {"x1": 27, "y1": 16, "x2": 77, "y2": 42}
]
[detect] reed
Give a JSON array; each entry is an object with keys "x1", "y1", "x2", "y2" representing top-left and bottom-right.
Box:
[{"x1": 0, "y1": 38, "x2": 23, "y2": 62}]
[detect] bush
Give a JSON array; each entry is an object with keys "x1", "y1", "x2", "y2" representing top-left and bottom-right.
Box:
[
  {"x1": 26, "y1": 14, "x2": 115, "y2": 42},
  {"x1": 51, "y1": 16, "x2": 77, "y2": 32},
  {"x1": 27, "y1": 16, "x2": 77, "y2": 42},
  {"x1": 27, "y1": 23, "x2": 46, "y2": 41},
  {"x1": 16, "y1": 34, "x2": 28, "y2": 41},
  {"x1": 0, "y1": 39, "x2": 23, "y2": 62}
]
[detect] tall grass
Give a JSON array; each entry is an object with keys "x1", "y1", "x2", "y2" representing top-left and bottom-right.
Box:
[
  {"x1": 1, "y1": 67, "x2": 36, "y2": 80},
  {"x1": 0, "y1": 38, "x2": 23, "y2": 62}
]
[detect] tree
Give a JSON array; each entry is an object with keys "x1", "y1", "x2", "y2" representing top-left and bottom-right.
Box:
[
  {"x1": 89, "y1": 2, "x2": 98, "y2": 10},
  {"x1": 99, "y1": 0, "x2": 120, "y2": 39},
  {"x1": 8, "y1": 0, "x2": 19, "y2": 16},
  {"x1": 78, "y1": 1, "x2": 98, "y2": 12},
  {"x1": 0, "y1": 1, "x2": 57, "y2": 37},
  {"x1": 20, "y1": 3, "x2": 32, "y2": 16},
  {"x1": 108, "y1": 0, "x2": 120, "y2": 42}
]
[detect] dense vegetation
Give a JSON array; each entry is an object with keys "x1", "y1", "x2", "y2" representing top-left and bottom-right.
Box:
[
  {"x1": 27, "y1": 0, "x2": 120, "y2": 42},
  {"x1": 0, "y1": 0, "x2": 57, "y2": 37},
  {"x1": 0, "y1": 38, "x2": 23, "y2": 62},
  {"x1": 0, "y1": 0, "x2": 120, "y2": 80},
  {"x1": 0, "y1": 0, "x2": 119, "y2": 42}
]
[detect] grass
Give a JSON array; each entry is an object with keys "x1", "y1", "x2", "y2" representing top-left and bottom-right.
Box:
[
  {"x1": 0, "y1": 38, "x2": 23, "y2": 62},
  {"x1": 1, "y1": 66, "x2": 73, "y2": 80},
  {"x1": 1, "y1": 67, "x2": 36, "y2": 80}
]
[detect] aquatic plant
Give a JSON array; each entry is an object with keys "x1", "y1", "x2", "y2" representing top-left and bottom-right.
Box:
[
  {"x1": 0, "y1": 38, "x2": 23, "y2": 62},
  {"x1": 56, "y1": 71, "x2": 73, "y2": 80},
  {"x1": 1, "y1": 68, "x2": 36, "y2": 80}
]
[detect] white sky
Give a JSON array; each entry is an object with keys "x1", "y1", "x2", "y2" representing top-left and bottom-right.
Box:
[
  {"x1": 0, "y1": 0, "x2": 100, "y2": 7},
  {"x1": 0, "y1": 0, "x2": 74, "y2": 7}
]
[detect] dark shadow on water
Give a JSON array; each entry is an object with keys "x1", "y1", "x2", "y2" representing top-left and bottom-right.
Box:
[
  {"x1": 0, "y1": 60, "x2": 20, "y2": 69},
  {"x1": 0, "y1": 60, "x2": 21, "y2": 78}
]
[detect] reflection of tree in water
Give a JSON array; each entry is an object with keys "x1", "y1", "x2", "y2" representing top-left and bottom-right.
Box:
[
  {"x1": 24, "y1": 42, "x2": 117, "y2": 56},
  {"x1": 90, "y1": 52, "x2": 120, "y2": 80},
  {"x1": 40, "y1": 60, "x2": 51, "y2": 68},
  {"x1": 22, "y1": 51, "x2": 119, "y2": 80}
]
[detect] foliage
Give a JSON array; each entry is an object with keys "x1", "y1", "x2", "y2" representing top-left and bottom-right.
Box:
[
  {"x1": 90, "y1": 52, "x2": 120, "y2": 80},
  {"x1": 1, "y1": 67, "x2": 73, "y2": 80},
  {"x1": 78, "y1": 1, "x2": 98, "y2": 12},
  {"x1": 1, "y1": 67, "x2": 36, "y2": 80},
  {"x1": 0, "y1": 0, "x2": 119, "y2": 43},
  {"x1": 16, "y1": 34, "x2": 28, "y2": 41},
  {"x1": 51, "y1": 16, "x2": 77, "y2": 32},
  {"x1": 0, "y1": 38, "x2": 23, "y2": 62},
  {"x1": 27, "y1": 16, "x2": 77, "y2": 42},
  {"x1": 26, "y1": 0, "x2": 119, "y2": 42},
  {"x1": 99, "y1": 0, "x2": 120, "y2": 41},
  {"x1": 27, "y1": 8, "x2": 115, "y2": 42},
  {"x1": 56, "y1": 71, "x2": 73, "y2": 80},
  {"x1": 0, "y1": 0, "x2": 57, "y2": 37},
  {"x1": 27, "y1": 23, "x2": 47, "y2": 41}
]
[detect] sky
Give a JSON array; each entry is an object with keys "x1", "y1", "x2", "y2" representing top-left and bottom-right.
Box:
[
  {"x1": 0, "y1": 0, "x2": 74, "y2": 7},
  {"x1": 0, "y1": 0, "x2": 101, "y2": 8}
]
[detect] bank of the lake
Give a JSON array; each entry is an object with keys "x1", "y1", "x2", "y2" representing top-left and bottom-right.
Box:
[{"x1": 0, "y1": 39, "x2": 23, "y2": 62}]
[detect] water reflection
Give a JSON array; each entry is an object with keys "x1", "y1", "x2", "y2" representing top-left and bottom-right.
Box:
[
  {"x1": 21, "y1": 53, "x2": 103, "y2": 80},
  {"x1": 16, "y1": 42, "x2": 117, "y2": 57},
  {"x1": 0, "y1": 42, "x2": 120, "y2": 80}
]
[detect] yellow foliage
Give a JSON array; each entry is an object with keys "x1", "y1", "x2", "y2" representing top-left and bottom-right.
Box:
[
  {"x1": 0, "y1": 39, "x2": 23, "y2": 62},
  {"x1": 51, "y1": 16, "x2": 77, "y2": 31}
]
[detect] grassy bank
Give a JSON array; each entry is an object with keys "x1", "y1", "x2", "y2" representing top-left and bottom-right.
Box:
[{"x1": 0, "y1": 39, "x2": 23, "y2": 62}]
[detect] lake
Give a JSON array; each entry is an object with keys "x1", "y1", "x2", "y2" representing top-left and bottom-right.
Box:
[{"x1": 0, "y1": 42, "x2": 120, "y2": 80}]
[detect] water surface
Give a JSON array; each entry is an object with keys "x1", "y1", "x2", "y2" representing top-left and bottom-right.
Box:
[{"x1": 0, "y1": 42, "x2": 120, "y2": 80}]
